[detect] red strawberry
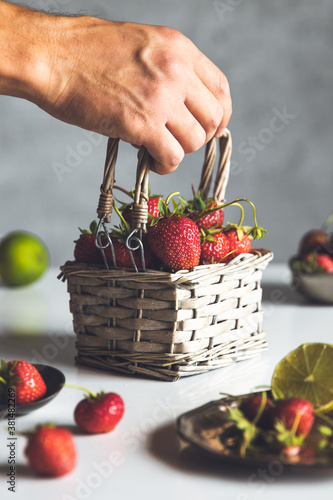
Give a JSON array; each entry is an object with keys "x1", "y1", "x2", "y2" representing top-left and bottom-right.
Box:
[
  {"x1": 298, "y1": 229, "x2": 329, "y2": 256},
  {"x1": 0, "y1": 360, "x2": 47, "y2": 405},
  {"x1": 181, "y1": 190, "x2": 224, "y2": 231},
  {"x1": 239, "y1": 392, "x2": 272, "y2": 429},
  {"x1": 269, "y1": 398, "x2": 315, "y2": 438},
  {"x1": 189, "y1": 200, "x2": 224, "y2": 231},
  {"x1": 122, "y1": 196, "x2": 162, "y2": 226},
  {"x1": 200, "y1": 229, "x2": 230, "y2": 264},
  {"x1": 147, "y1": 215, "x2": 201, "y2": 271},
  {"x1": 74, "y1": 391, "x2": 125, "y2": 434},
  {"x1": 303, "y1": 252, "x2": 333, "y2": 273},
  {"x1": 224, "y1": 228, "x2": 251, "y2": 261},
  {"x1": 110, "y1": 234, "x2": 153, "y2": 269},
  {"x1": 25, "y1": 424, "x2": 76, "y2": 477},
  {"x1": 74, "y1": 220, "x2": 103, "y2": 264},
  {"x1": 110, "y1": 204, "x2": 153, "y2": 269}
]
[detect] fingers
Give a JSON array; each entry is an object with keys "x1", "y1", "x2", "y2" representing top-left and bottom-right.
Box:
[
  {"x1": 193, "y1": 50, "x2": 232, "y2": 136},
  {"x1": 144, "y1": 128, "x2": 185, "y2": 175},
  {"x1": 184, "y1": 76, "x2": 225, "y2": 143}
]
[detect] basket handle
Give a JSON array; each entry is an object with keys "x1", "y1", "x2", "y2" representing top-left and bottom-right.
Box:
[
  {"x1": 98, "y1": 129, "x2": 232, "y2": 226},
  {"x1": 96, "y1": 137, "x2": 119, "y2": 223},
  {"x1": 214, "y1": 129, "x2": 232, "y2": 202},
  {"x1": 197, "y1": 129, "x2": 232, "y2": 203}
]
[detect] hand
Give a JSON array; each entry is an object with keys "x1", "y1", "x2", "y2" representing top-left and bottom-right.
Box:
[{"x1": 0, "y1": 4, "x2": 232, "y2": 174}]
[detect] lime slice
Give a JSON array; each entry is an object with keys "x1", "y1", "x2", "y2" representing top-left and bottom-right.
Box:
[{"x1": 271, "y1": 343, "x2": 333, "y2": 413}]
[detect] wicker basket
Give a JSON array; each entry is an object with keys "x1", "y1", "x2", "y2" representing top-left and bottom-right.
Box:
[{"x1": 59, "y1": 131, "x2": 273, "y2": 381}]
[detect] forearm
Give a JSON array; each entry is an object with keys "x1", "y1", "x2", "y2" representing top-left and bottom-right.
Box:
[
  {"x1": 0, "y1": 1, "x2": 48, "y2": 101},
  {"x1": 0, "y1": 1, "x2": 232, "y2": 174}
]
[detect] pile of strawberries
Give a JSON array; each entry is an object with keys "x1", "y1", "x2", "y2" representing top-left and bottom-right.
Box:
[
  {"x1": 227, "y1": 391, "x2": 332, "y2": 462},
  {"x1": 74, "y1": 189, "x2": 267, "y2": 272},
  {"x1": 0, "y1": 359, "x2": 124, "y2": 477},
  {"x1": 291, "y1": 213, "x2": 333, "y2": 274}
]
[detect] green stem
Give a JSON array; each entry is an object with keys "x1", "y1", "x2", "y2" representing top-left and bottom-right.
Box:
[
  {"x1": 165, "y1": 191, "x2": 180, "y2": 206},
  {"x1": 321, "y1": 212, "x2": 333, "y2": 232},
  {"x1": 64, "y1": 383, "x2": 97, "y2": 398},
  {"x1": 113, "y1": 201, "x2": 131, "y2": 232},
  {"x1": 253, "y1": 391, "x2": 267, "y2": 426},
  {"x1": 316, "y1": 412, "x2": 333, "y2": 426}
]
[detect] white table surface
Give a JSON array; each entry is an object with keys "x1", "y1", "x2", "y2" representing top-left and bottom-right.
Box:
[{"x1": 0, "y1": 263, "x2": 332, "y2": 500}]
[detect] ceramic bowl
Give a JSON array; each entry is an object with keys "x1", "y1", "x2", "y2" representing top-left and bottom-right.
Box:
[{"x1": 0, "y1": 364, "x2": 65, "y2": 419}]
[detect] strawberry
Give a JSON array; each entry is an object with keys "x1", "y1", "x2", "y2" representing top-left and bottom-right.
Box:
[
  {"x1": 298, "y1": 229, "x2": 329, "y2": 256},
  {"x1": 180, "y1": 190, "x2": 224, "y2": 231},
  {"x1": 74, "y1": 390, "x2": 125, "y2": 434},
  {"x1": 302, "y1": 252, "x2": 333, "y2": 273},
  {"x1": 239, "y1": 392, "x2": 272, "y2": 429},
  {"x1": 147, "y1": 197, "x2": 201, "y2": 271},
  {"x1": 110, "y1": 234, "x2": 153, "y2": 269},
  {"x1": 25, "y1": 424, "x2": 76, "y2": 477},
  {"x1": 269, "y1": 397, "x2": 315, "y2": 438},
  {"x1": 110, "y1": 203, "x2": 153, "y2": 269},
  {"x1": 121, "y1": 193, "x2": 162, "y2": 226},
  {"x1": 200, "y1": 228, "x2": 230, "y2": 264},
  {"x1": 0, "y1": 360, "x2": 47, "y2": 405},
  {"x1": 223, "y1": 228, "x2": 251, "y2": 261},
  {"x1": 222, "y1": 199, "x2": 267, "y2": 262},
  {"x1": 74, "y1": 220, "x2": 103, "y2": 264}
]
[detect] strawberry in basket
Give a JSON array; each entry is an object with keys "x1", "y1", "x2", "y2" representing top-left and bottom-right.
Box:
[
  {"x1": 179, "y1": 188, "x2": 224, "y2": 231},
  {"x1": 118, "y1": 186, "x2": 163, "y2": 227},
  {"x1": 110, "y1": 204, "x2": 154, "y2": 268},
  {"x1": 221, "y1": 200, "x2": 267, "y2": 263},
  {"x1": 74, "y1": 220, "x2": 103, "y2": 264},
  {"x1": 147, "y1": 195, "x2": 201, "y2": 271}
]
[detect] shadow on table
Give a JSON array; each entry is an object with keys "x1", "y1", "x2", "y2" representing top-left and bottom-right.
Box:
[
  {"x1": 147, "y1": 422, "x2": 333, "y2": 483},
  {"x1": 0, "y1": 330, "x2": 76, "y2": 368},
  {"x1": 261, "y1": 283, "x2": 332, "y2": 307}
]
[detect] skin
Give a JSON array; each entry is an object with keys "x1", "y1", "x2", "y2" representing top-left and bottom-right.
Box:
[{"x1": 0, "y1": 1, "x2": 232, "y2": 174}]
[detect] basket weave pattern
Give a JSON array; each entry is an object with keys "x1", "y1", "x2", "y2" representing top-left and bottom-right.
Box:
[
  {"x1": 60, "y1": 131, "x2": 273, "y2": 381},
  {"x1": 60, "y1": 249, "x2": 272, "y2": 381}
]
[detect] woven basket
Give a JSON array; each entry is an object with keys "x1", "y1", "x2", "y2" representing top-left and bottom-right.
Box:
[{"x1": 59, "y1": 131, "x2": 273, "y2": 381}]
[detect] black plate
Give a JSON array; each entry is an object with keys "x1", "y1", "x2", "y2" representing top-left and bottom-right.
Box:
[
  {"x1": 0, "y1": 364, "x2": 65, "y2": 419},
  {"x1": 177, "y1": 393, "x2": 333, "y2": 469}
]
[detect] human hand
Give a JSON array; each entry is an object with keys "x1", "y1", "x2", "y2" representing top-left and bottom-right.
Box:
[{"x1": 1, "y1": 4, "x2": 232, "y2": 174}]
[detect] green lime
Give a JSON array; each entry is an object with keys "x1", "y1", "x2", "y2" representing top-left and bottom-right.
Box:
[
  {"x1": 0, "y1": 231, "x2": 49, "y2": 287},
  {"x1": 271, "y1": 343, "x2": 333, "y2": 413}
]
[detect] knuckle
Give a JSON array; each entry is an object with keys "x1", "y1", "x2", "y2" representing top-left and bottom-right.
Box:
[
  {"x1": 217, "y1": 71, "x2": 231, "y2": 98},
  {"x1": 188, "y1": 125, "x2": 206, "y2": 152}
]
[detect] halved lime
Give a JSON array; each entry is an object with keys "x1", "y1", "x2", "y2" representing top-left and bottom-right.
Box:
[{"x1": 271, "y1": 343, "x2": 333, "y2": 413}]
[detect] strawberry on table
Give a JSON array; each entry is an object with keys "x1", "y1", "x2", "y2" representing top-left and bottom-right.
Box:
[
  {"x1": 74, "y1": 390, "x2": 125, "y2": 434},
  {"x1": 0, "y1": 360, "x2": 47, "y2": 405},
  {"x1": 25, "y1": 424, "x2": 76, "y2": 477}
]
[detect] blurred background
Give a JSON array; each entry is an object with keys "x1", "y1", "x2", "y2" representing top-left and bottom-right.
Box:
[{"x1": 1, "y1": 0, "x2": 332, "y2": 266}]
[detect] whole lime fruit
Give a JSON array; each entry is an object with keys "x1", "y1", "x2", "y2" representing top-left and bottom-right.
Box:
[{"x1": 0, "y1": 231, "x2": 49, "y2": 287}]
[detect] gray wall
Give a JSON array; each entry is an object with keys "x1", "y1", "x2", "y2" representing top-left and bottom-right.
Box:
[{"x1": 1, "y1": 0, "x2": 332, "y2": 266}]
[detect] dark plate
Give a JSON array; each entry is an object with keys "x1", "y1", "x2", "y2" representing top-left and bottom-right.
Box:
[
  {"x1": 0, "y1": 364, "x2": 65, "y2": 419},
  {"x1": 177, "y1": 393, "x2": 333, "y2": 469}
]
